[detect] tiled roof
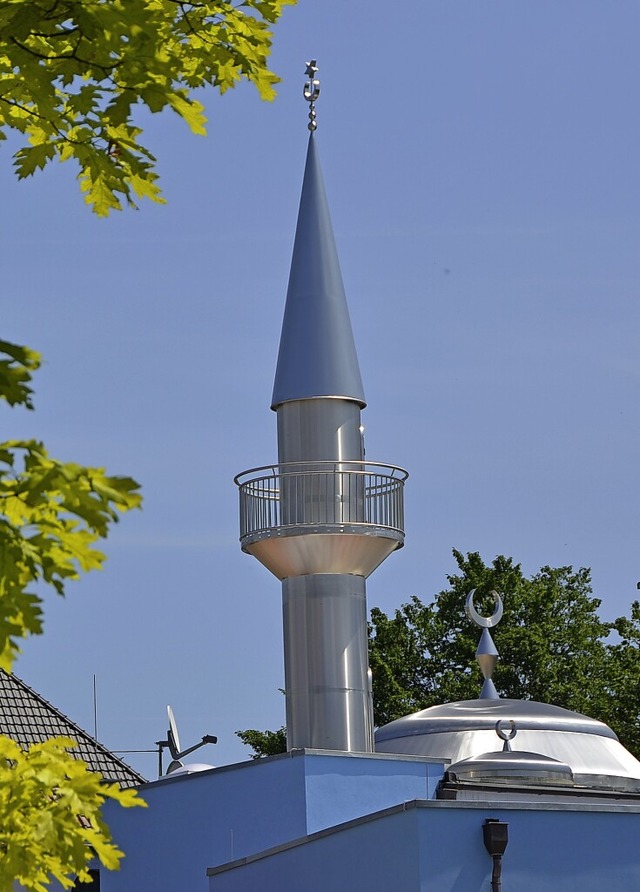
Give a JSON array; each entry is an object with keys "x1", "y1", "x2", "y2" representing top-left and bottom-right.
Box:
[{"x1": 0, "y1": 670, "x2": 146, "y2": 789}]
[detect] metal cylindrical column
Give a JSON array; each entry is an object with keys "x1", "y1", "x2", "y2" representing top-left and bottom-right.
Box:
[
  {"x1": 277, "y1": 399, "x2": 364, "y2": 464},
  {"x1": 283, "y1": 573, "x2": 373, "y2": 752},
  {"x1": 278, "y1": 398, "x2": 365, "y2": 527},
  {"x1": 278, "y1": 397, "x2": 373, "y2": 752}
]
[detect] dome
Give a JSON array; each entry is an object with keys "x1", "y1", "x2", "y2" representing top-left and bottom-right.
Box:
[
  {"x1": 158, "y1": 762, "x2": 217, "y2": 780},
  {"x1": 375, "y1": 699, "x2": 640, "y2": 792},
  {"x1": 446, "y1": 749, "x2": 574, "y2": 786}
]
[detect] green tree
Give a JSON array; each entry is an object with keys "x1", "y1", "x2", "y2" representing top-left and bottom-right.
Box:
[
  {"x1": 605, "y1": 601, "x2": 640, "y2": 758},
  {"x1": 0, "y1": 339, "x2": 145, "y2": 888},
  {"x1": 0, "y1": 0, "x2": 294, "y2": 215},
  {"x1": 236, "y1": 726, "x2": 287, "y2": 759},
  {"x1": 0, "y1": 737, "x2": 142, "y2": 892}
]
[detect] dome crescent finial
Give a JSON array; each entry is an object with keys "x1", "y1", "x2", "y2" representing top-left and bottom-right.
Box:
[
  {"x1": 465, "y1": 590, "x2": 504, "y2": 699},
  {"x1": 465, "y1": 589, "x2": 503, "y2": 628}
]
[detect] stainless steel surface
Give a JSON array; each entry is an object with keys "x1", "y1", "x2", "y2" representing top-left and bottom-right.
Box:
[
  {"x1": 235, "y1": 462, "x2": 406, "y2": 538},
  {"x1": 271, "y1": 135, "x2": 366, "y2": 410},
  {"x1": 476, "y1": 628, "x2": 499, "y2": 700},
  {"x1": 278, "y1": 400, "x2": 366, "y2": 528},
  {"x1": 304, "y1": 60, "x2": 320, "y2": 131},
  {"x1": 495, "y1": 719, "x2": 517, "y2": 749},
  {"x1": 283, "y1": 574, "x2": 373, "y2": 752},
  {"x1": 447, "y1": 750, "x2": 574, "y2": 784},
  {"x1": 376, "y1": 698, "x2": 640, "y2": 783},
  {"x1": 465, "y1": 590, "x2": 503, "y2": 699},
  {"x1": 236, "y1": 461, "x2": 405, "y2": 578},
  {"x1": 236, "y1": 124, "x2": 406, "y2": 755},
  {"x1": 277, "y1": 399, "x2": 364, "y2": 464},
  {"x1": 465, "y1": 589, "x2": 503, "y2": 628},
  {"x1": 243, "y1": 530, "x2": 403, "y2": 580},
  {"x1": 376, "y1": 699, "x2": 620, "y2": 739}
]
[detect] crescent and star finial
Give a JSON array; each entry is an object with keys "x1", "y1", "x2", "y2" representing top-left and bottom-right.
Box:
[{"x1": 304, "y1": 60, "x2": 320, "y2": 131}]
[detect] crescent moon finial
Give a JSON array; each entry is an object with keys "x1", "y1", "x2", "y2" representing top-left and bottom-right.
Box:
[
  {"x1": 496, "y1": 719, "x2": 517, "y2": 752},
  {"x1": 465, "y1": 589, "x2": 503, "y2": 629},
  {"x1": 465, "y1": 590, "x2": 504, "y2": 699}
]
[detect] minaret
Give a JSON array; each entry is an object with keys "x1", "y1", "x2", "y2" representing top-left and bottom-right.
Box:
[{"x1": 235, "y1": 62, "x2": 407, "y2": 753}]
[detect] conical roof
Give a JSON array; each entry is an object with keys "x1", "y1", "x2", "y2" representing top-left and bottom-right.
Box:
[{"x1": 271, "y1": 134, "x2": 366, "y2": 410}]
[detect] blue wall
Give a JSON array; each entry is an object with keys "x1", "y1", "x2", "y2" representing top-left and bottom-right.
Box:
[
  {"x1": 102, "y1": 750, "x2": 445, "y2": 891},
  {"x1": 303, "y1": 752, "x2": 442, "y2": 833},
  {"x1": 103, "y1": 751, "x2": 640, "y2": 891},
  {"x1": 208, "y1": 800, "x2": 640, "y2": 891}
]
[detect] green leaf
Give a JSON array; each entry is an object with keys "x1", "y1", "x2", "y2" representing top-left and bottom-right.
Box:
[
  {"x1": 14, "y1": 144, "x2": 57, "y2": 179},
  {"x1": 79, "y1": 170, "x2": 123, "y2": 216},
  {"x1": 0, "y1": 341, "x2": 41, "y2": 409},
  {"x1": 168, "y1": 93, "x2": 207, "y2": 135}
]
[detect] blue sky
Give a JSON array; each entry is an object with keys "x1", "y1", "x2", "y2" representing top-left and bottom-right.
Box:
[{"x1": 2, "y1": 1, "x2": 639, "y2": 775}]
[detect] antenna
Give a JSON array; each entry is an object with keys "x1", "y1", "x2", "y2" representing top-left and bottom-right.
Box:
[
  {"x1": 156, "y1": 706, "x2": 218, "y2": 776},
  {"x1": 92, "y1": 674, "x2": 98, "y2": 740}
]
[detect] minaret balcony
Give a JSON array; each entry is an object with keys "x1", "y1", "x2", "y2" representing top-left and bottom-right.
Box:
[{"x1": 234, "y1": 462, "x2": 408, "y2": 580}]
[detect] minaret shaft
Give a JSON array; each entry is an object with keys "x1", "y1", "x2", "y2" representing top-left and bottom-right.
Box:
[
  {"x1": 283, "y1": 574, "x2": 372, "y2": 751},
  {"x1": 277, "y1": 398, "x2": 371, "y2": 751}
]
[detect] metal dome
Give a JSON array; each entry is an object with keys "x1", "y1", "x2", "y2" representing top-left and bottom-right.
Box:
[
  {"x1": 375, "y1": 699, "x2": 640, "y2": 792},
  {"x1": 446, "y1": 749, "x2": 574, "y2": 786}
]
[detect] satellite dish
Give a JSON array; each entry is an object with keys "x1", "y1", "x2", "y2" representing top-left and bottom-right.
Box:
[
  {"x1": 160, "y1": 705, "x2": 218, "y2": 776},
  {"x1": 167, "y1": 705, "x2": 182, "y2": 760}
]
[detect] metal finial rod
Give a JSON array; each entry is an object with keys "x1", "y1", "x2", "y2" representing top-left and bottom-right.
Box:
[
  {"x1": 465, "y1": 590, "x2": 503, "y2": 700},
  {"x1": 304, "y1": 59, "x2": 320, "y2": 131}
]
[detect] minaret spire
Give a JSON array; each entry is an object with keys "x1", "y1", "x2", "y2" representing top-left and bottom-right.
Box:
[
  {"x1": 271, "y1": 130, "x2": 365, "y2": 410},
  {"x1": 236, "y1": 63, "x2": 407, "y2": 753}
]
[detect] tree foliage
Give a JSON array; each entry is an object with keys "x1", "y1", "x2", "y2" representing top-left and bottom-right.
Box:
[
  {"x1": 0, "y1": 339, "x2": 144, "y2": 888},
  {"x1": 0, "y1": 0, "x2": 294, "y2": 215},
  {"x1": 0, "y1": 737, "x2": 143, "y2": 892},
  {"x1": 236, "y1": 726, "x2": 286, "y2": 759},
  {"x1": 370, "y1": 549, "x2": 640, "y2": 758}
]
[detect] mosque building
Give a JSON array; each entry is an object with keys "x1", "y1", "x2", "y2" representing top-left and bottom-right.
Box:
[
  {"x1": 5, "y1": 62, "x2": 640, "y2": 891},
  {"x1": 99, "y1": 63, "x2": 640, "y2": 891}
]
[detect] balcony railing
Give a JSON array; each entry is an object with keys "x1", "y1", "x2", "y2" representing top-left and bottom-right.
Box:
[{"x1": 234, "y1": 461, "x2": 408, "y2": 542}]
